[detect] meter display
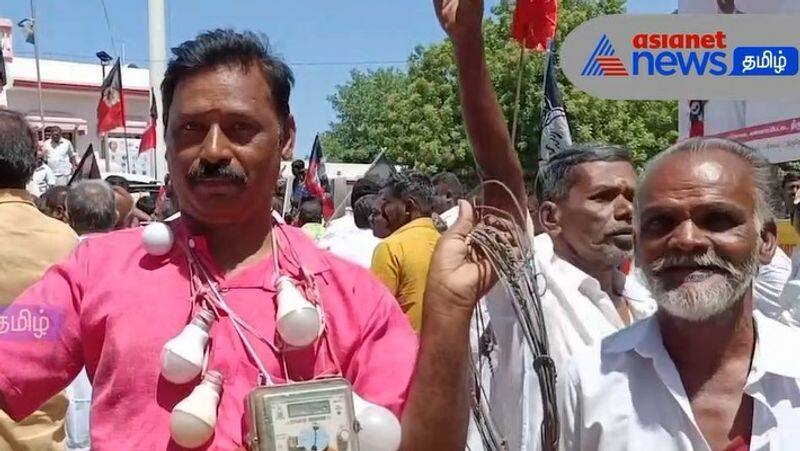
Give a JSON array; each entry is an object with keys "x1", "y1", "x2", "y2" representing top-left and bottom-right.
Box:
[
  {"x1": 245, "y1": 378, "x2": 359, "y2": 451},
  {"x1": 288, "y1": 400, "x2": 332, "y2": 418}
]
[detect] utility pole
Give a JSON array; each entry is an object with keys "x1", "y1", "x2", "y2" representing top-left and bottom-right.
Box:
[
  {"x1": 148, "y1": 0, "x2": 167, "y2": 182},
  {"x1": 97, "y1": 51, "x2": 112, "y2": 172},
  {"x1": 29, "y1": 0, "x2": 45, "y2": 136}
]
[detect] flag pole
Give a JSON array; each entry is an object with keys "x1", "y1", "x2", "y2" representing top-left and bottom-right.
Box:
[
  {"x1": 29, "y1": 0, "x2": 45, "y2": 135},
  {"x1": 510, "y1": 45, "x2": 526, "y2": 149},
  {"x1": 539, "y1": 38, "x2": 553, "y2": 162},
  {"x1": 323, "y1": 149, "x2": 387, "y2": 227},
  {"x1": 120, "y1": 47, "x2": 131, "y2": 175}
]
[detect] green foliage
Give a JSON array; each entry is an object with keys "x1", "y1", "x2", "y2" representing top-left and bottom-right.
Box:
[{"x1": 323, "y1": 0, "x2": 678, "y2": 175}]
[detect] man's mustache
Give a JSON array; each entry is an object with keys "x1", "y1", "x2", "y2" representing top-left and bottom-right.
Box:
[
  {"x1": 186, "y1": 163, "x2": 247, "y2": 185},
  {"x1": 647, "y1": 250, "x2": 740, "y2": 277}
]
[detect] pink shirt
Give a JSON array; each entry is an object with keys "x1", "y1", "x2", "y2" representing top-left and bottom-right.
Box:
[{"x1": 0, "y1": 220, "x2": 418, "y2": 450}]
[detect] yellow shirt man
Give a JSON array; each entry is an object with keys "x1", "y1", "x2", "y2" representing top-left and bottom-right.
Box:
[
  {"x1": 371, "y1": 217, "x2": 440, "y2": 331},
  {"x1": 0, "y1": 189, "x2": 77, "y2": 451}
]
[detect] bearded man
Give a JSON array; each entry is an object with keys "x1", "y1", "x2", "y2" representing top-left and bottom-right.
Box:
[{"x1": 560, "y1": 138, "x2": 800, "y2": 450}]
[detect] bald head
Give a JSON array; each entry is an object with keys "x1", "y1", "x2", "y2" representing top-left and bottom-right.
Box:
[
  {"x1": 636, "y1": 138, "x2": 776, "y2": 230},
  {"x1": 113, "y1": 186, "x2": 134, "y2": 229}
]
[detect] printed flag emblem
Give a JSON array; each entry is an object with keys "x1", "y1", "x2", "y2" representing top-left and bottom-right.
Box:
[{"x1": 581, "y1": 34, "x2": 628, "y2": 77}]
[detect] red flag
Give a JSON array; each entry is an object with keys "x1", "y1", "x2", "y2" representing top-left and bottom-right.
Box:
[
  {"x1": 511, "y1": 0, "x2": 558, "y2": 51},
  {"x1": 139, "y1": 89, "x2": 157, "y2": 154},
  {"x1": 305, "y1": 134, "x2": 335, "y2": 219},
  {"x1": 689, "y1": 100, "x2": 706, "y2": 138},
  {"x1": 97, "y1": 59, "x2": 125, "y2": 136}
]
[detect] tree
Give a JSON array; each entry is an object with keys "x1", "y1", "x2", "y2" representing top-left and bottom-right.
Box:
[{"x1": 323, "y1": 0, "x2": 678, "y2": 176}]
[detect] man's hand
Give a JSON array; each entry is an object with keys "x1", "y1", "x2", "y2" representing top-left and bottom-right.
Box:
[
  {"x1": 425, "y1": 200, "x2": 495, "y2": 314},
  {"x1": 433, "y1": 0, "x2": 484, "y2": 44}
]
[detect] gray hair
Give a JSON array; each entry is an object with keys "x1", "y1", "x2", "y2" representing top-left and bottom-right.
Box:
[
  {"x1": 66, "y1": 180, "x2": 117, "y2": 235},
  {"x1": 636, "y1": 137, "x2": 777, "y2": 229},
  {"x1": 535, "y1": 144, "x2": 632, "y2": 202}
]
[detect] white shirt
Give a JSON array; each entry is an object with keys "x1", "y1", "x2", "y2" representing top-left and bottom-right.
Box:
[
  {"x1": 756, "y1": 248, "x2": 793, "y2": 323},
  {"x1": 44, "y1": 138, "x2": 76, "y2": 176},
  {"x1": 65, "y1": 368, "x2": 92, "y2": 451},
  {"x1": 790, "y1": 247, "x2": 800, "y2": 280},
  {"x1": 561, "y1": 311, "x2": 800, "y2": 451},
  {"x1": 65, "y1": 234, "x2": 94, "y2": 451},
  {"x1": 317, "y1": 211, "x2": 380, "y2": 268},
  {"x1": 487, "y1": 233, "x2": 656, "y2": 451},
  {"x1": 25, "y1": 163, "x2": 55, "y2": 197},
  {"x1": 625, "y1": 251, "x2": 796, "y2": 327}
]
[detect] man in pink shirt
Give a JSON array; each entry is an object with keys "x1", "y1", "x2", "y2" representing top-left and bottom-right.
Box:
[
  {"x1": 0, "y1": 30, "x2": 423, "y2": 450},
  {"x1": 0, "y1": 25, "x2": 502, "y2": 451}
]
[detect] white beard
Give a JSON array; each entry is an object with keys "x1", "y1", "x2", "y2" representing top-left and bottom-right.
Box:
[{"x1": 643, "y1": 247, "x2": 759, "y2": 322}]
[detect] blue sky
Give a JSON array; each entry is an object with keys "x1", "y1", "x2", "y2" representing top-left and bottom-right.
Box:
[{"x1": 3, "y1": 0, "x2": 675, "y2": 156}]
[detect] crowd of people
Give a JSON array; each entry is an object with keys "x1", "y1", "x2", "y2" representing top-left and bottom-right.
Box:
[{"x1": 2, "y1": 1, "x2": 800, "y2": 451}]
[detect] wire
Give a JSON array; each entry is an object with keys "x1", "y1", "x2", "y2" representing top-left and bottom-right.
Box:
[
  {"x1": 465, "y1": 180, "x2": 559, "y2": 451},
  {"x1": 98, "y1": 0, "x2": 118, "y2": 57},
  {"x1": 13, "y1": 50, "x2": 408, "y2": 68}
]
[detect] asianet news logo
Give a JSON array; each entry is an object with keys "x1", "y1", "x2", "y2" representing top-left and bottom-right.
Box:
[{"x1": 581, "y1": 32, "x2": 799, "y2": 78}]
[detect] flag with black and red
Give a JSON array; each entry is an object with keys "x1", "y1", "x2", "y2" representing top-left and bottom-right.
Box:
[
  {"x1": 511, "y1": 0, "x2": 559, "y2": 51},
  {"x1": 97, "y1": 59, "x2": 126, "y2": 136},
  {"x1": 305, "y1": 134, "x2": 335, "y2": 219},
  {"x1": 689, "y1": 100, "x2": 706, "y2": 138},
  {"x1": 139, "y1": 88, "x2": 158, "y2": 154}
]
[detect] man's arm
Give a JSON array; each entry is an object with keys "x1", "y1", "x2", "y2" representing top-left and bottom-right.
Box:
[
  {"x1": 436, "y1": 0, "x2": 527, "y2": 225},
  {"x1": 400, "y1": 200, "x2": 494, "y2": 450},
  {"x1": 68, "y1": 142, "x2": 78, "y2": 168},
  {"x1": 0, "y1": 246, "x2": 84, "y2": 420}
]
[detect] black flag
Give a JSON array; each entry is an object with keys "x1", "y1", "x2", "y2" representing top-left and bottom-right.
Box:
[
  {"x1": 0, "y1": 46, "x2": 6, "y2": 87},
  {"x1": 362, "y1": 153, "x2": 397, "y2": 187},
  {"x1": 539, "y1": 41, "x2": 572, "y2": 161},
  {"x1": 68, "y1": 145, "x2": 102, "y2": 185}
]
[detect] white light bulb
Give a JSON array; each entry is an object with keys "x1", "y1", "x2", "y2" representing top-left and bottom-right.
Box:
[
  {"x1": 275, "y1": 276, "x2": 322, "y2": 348},
  {"x1": 170, "y1": 370, "x2": 223, "y2": 448},
  {"x1": 142, "y1": 222, "x2": 174, "y2": 256},
  {"x1": 161, "y1": 309, "x2": 215, "y2": 384},
  {"x1": 353, "y1": 392, "x2": 401, "y2": 451}
]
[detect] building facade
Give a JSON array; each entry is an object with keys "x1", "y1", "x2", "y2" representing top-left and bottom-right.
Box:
[{"x1": 0, "y1": 17, "x2": 160, "y2": 180}]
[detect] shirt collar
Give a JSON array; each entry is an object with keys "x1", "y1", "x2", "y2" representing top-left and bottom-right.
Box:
[
  {"x1": 170, "y1": 218, "x2": 331, "y2": 291},
  {"x1": 601, "y1": 314, "x2": 661, "y2": 355},
  {"x1": 0, "y1": 189, "x2": 36, "y2": 206},
  {"x1": 750, "y1": 311, "x2": 800, "y2": 379},
  {"x1": 539, "y1": 234, "x2": 608, "y2": 302},
  {"x1": 392, "y1": 217, "x2": 437, "y2": 235},
  {"x1": 607, "y1": 311, "x2": 800, "y2": 380}
]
